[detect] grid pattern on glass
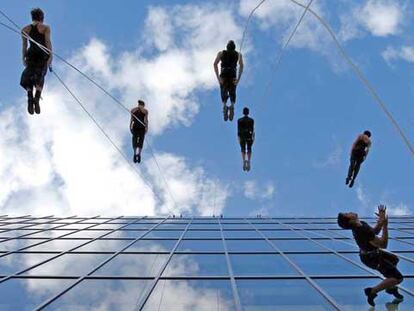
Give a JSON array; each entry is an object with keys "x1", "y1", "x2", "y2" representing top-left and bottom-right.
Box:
[{"x1": 0, "y1": 216, "x2": 412, "y2": 310}]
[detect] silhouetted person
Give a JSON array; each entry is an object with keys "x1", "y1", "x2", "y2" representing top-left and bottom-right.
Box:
[
  {"x1": 337, "y1": 206, "x2": 404, "y2": 307},
  {"x1": 213, "y1": 40, "x2": 244, "y2": 122},
  {"x1": 20, "y1": 8, "x2": 52, "y2": 115},
  {"x1": 130, "y1": 100, "x2": 148, "y2": 163},
  {"x1": 238, "y1": 107, "x2": 254, "y2": 171},
  {"x1": 346, "y1": 130, "x2": 372, "y2": 188}
]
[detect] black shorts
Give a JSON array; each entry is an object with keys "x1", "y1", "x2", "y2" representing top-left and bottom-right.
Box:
[
  {"x1": 132, "y1": 128, "x2": 146, "y2": 149},
  {"x1": 20, "y1": 60, "x2": 47, "y2": 90},
  {"x1": 239, "y1": 135, "x2": 253, "y2": 153},
  {"x1": 360, "y1": 250, "x2": 403, "y2": 280},
  {"x1": 220, "y1": 71, "x2": 237, "y2": 104}
]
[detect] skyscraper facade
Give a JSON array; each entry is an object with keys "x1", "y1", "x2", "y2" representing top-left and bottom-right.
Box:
[{"x1": 0, "y1": 215, "x2": 413, "y2": 310}]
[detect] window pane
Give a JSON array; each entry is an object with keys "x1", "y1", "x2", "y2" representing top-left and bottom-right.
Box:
[
  {"x1": 124, "y1": 239, "x2": 176, "y2": 252},
  {"x1": 316, "y1": 239, "x2": 357, "y2": 252},
  {"x1": 177, "y1": 240, "x2": 223, "y2": 252},
  {"x1": 27, "y1": 254, "x2": 109, "y2": 276},
  {"x1": 288, "y1": 254, "x2": 371, "y2": 276},
  {"x1": 143, "y1": 280, "x2": 235, "y2": 311},
  {"x1": 389, "y1": 239, "x2": 414, "y2": 251},
  {"x1": 0, "y1": 253, "x2": 55, "y2": 275},
  {"x1": 27, "y1": 230, "x2": 76, "y2": 238},
  {"x1": 94, "y1": 254, "x2": 167, "y2": 277},
  {"x1": 226, "y1": 240, "x2": 274, "y2": 252},
  {"x1": 237, "y1": 279, "x2": 334, "y2": 310},
  {"x1": 189, "y1": 224, "x2": 220, "y2": 230},
  {"x1": 263, "y1": 230, "x2": 303, "y2": 238},
  {"x1": 105, "y1": 230, "x2": 146, "y2": 239},
  {"x1": 26, "y1": 239, "x2": 86, "y2": 252},
  {"x1": 67, "y1": 230, "x2": 109, "y2": 239},
  {"x1": 76, "y1": 239, "x2": 131, "y2": 252},
  {"x1": 185, "y1": 230, "x2": 221, "y2": 238},
  {"x1": 0, "y1": 278, "x2": 73, "y2": 310},
  {"x1": 164, "y1": 254, "x2": 228, "y2": 276},
  {"x1": 231, "y1": 254, "x2": 298, "y2": 276},
  {"x1": 146, "y1": 230, "x2": 183, "y2": 239},
  {"x1": 47, "y1": 279, "x2": 149, "y2": 311},
  {"x1": 271, "y1": 240, "x2": 325, "y2": 252},
  {"x1": 0, "y1": 239, "x2": 48, "y2": 252},
  {"x1": 223, "y1": 231, "x2": 260, "y2": 238}
]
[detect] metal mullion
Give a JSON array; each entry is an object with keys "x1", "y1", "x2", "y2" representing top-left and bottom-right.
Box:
[
  {"x1": 0, "y1": 215, "x2": 56, "y2": 235},
  {"x1": 244, "y1": 218, "x2": 343, "y2": 311},
  {"x1": 0, "y1": 215, "x2": 103, "y2": 259},
  {"x1": 218, "y1": 218, "x2": 242, "y2": 311},
  {"x1": 0, "y1": 215, "x2": 137, "y2": 285},
  {"x1": 274, "y1": 220, "x2": 414, "y2": 298},
  {"x1": 0, "y1": 215, "x2": 80, "y2": 244},
  {"x1": 135, "y1": 218, "x2": 193, "y2": 311},
  {"x1": 34, "y1": 216, "x2": 168, "y2": 311}
]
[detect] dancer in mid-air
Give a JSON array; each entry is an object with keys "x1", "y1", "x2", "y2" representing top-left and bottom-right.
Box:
[
  {"x1": 213, "y1": 40, "x2": 244, "y2": 122},
  {"x1": 238, "y1": 107, "x2": 254, "y2": 171},
  {"x1": 130, "y1": 100, "x2": 148, "y2": 163},
  {"x1": 346, "y1": 130, "x2": 372, "y2": 188},
  {"x1": 20, "y1": 8, "x2": 52, "y2": 115}
]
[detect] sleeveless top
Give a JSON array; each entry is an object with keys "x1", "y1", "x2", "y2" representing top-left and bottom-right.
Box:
[
  {"x1": 353, "y1": 136, "x2": 369, "y2": 156},
  {"x1": 238, "y1": 116, "x2": 254, "y2": 138},
  {"x1": 27, "y1": 24, "x2": 48, "y2": 62},
  {"x1": 132, "y1": 108, "x2": 146, "y2": 130},
  {"x1": 220, "y1": 50, "x2": 239, "y2": 71}
]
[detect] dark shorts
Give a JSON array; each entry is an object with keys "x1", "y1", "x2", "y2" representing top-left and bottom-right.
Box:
[
  {"x1": 132, "y1": 128, "x2": 146, "y2": 149},
  {"x1": 360, "y1": 250, "x2": 403, "y2": 280},
  {"x1": 220, "y1": 71, "x2": 236, "y2": 104},
  {"x1": 20, "y1": 60, "x2": 48, "y2": 90},
  {"x1": 239, "y1": 135, "x2": 253, "y2": 153}
]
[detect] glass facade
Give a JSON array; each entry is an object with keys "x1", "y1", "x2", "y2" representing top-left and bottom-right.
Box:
[{"x1": 0, "y1": 215, "x2": 413, "y2": 310}]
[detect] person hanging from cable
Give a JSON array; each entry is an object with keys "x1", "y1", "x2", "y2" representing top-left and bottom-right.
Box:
[
  {"x1": 20, "y1": 8, "x2": 52, "y2": 115},
  {"x1": 238, "y1": 107, "x2": 254, "y2": 171},
  {"x1": 213, "y1": 40, "x2": 244, "y2": 122},
  {"x1": 337, "y1": 206, "x2": 404, "y2": 307},
  {"x1": 346, "y1": 130, "x2": 372, "y2": 188},
  {"x1": 130, "y1": 99, "x2": 148, "y2": 163}
]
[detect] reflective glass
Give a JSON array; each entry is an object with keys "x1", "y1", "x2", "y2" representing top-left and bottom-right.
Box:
[
  {"x1": 0, "y1": 278, "x2": 73, "y2": 310},
  {"x1": 124, "y1": 239, "x2": 176, "y2": 252},
  {"x1": 0, "y1": 253, "x2": 55, "y2": 275},
  {"x1": 75, "y1": 239, "x2": 130, "y2": 252},
  {"x1": 145, "y1": 230, "x2": 183, "y2": 238},
  {"x1": 0, "y1": 239, "x2": 49, "y2": 252},
  {"x1": 46, "y1": 279, "x2": 149, "y2": 311},
  {"x1": 105, "y1": 230, "x2": 146, "y2": 239},
  {"x1": 27, "y1": 254, "x2": 109, "y2": 276},
  {"x1": 26, "y1": 239, "x2": 86, "y2": 252},
  {"x1": 237, "y1": 279, "x2": 334, "y2": 310},
  {"x1": 388, "y1": 239, "x2": 414, "y2": 251},
  {"x1": 189, "y1": 223, "x2": 220, "y2": 230},
  {"x1": 231, "y1": 254, "x2": 298, "y2": 276},
  {"x1": 272, "y1": 239, "x2": 325, "y2": 252},
  {"x1": 143, "y1": 280, "x2": 235, "y2": 311},
  {"x1": 263, "y1": 230, "x2": 303, "y2": 238},
  {"x1": 177, "y1": 239, "x2": 224, "y2": 252},
  {"x1": 316, "y1": 278, "x2": 414, "y2": 310},
  {"x1": 223, "y1": 230, "x2": 260, "y2": 238},
  {"x1": 315, "y1": 239, "x2": 357, "y2": 252},
  {"x1": 68, "y1": 230, "x2": 110, "y2": 239},
  {"x1": 164, "y1": 254, "x2": 228, "y2": 276},
  {"x1": 184, "y1": 230, "x2": 222, "y2": 238},
  {"x1": 27, "y1": 230, "x2": 76, "y2": 238},
  {"x1": 94, "y1": 254, "x2": 167, "y2": 277},
  {"x1": 288, "y1": 254, "x2": 371, "y2": 276},
  {"x1": 226, "y1": 240, "x2": 274, "y2": 252},
  {"x1": 123, "y1": 223, "x2": 157, "y2": 230},
  {"x1": 0, "y1": 230, "x2": 38, "y2": 238}
]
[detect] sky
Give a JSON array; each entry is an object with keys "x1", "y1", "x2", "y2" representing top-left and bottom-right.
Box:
[{"x1": 0, "y1": 0, "x2": 413, "y2": 218}]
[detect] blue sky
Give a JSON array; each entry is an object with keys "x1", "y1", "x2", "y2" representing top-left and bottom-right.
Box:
[{"x1": 0, "y1": 0, "x2": 413, "y2": 217}]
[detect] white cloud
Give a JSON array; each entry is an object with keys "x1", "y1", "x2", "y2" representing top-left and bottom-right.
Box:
[
  {"x1": 313, "y1": 144, "x2": 342, "y2": 168},
  {"x1": 382, "y1": 45, "x2": 414, "y2": 64},
  {"x1": 243, "y1": 180, "x2": 275, "y2": 201},
  {"x1": 0, "y1": 3, "x2": 240, "y2": 217},
  {"x1": 340, "y1": 0, "x2": 405, "y2": 41},
  {"x1": 386, "y1": 202, "x2": 412, "y2": 216}
]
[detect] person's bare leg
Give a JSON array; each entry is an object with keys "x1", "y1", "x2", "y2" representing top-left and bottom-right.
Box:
[
  {"x1": 372, "y1": 278, "x2": 401, "y2": 294},
  {"x1": 34, "y1": 85, "x2": 43, "y2": 114},
  {"x1": 26, "y1": 87, "x2": 34, "y2": 114}
]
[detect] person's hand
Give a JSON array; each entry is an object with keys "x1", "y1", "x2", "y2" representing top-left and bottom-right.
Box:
[{"x1": 376, "y1": 205, "x2": 387, "y2": 225}]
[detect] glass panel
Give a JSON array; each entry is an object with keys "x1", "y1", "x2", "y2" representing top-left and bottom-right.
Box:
[
  {"x1": 222, "y1": 224, "x2": 251, "y2": 229},
  {"x1": 189, "y1": 223, "x2": 220, "y2": 230},
  {"x1": 0, "y1": 253, "x2": 55, "y2": 275},
  {"x1": 27, "y1": 230, "x2": 76, "y2": 238},
  {"x1": 156, "y1": 224, "x2": 187, "y2": 230},
  {"x1": 0, "y1": 230, "x2": 39, "y2": 238},
  {"x1": 68, "y1": 230, "x2": 109, "y2": 239},
  {"x1": 27, "y1": 254, "x2": 109, "y2": 276},
  {"x1": 46, "y1": 279, "x2": 149, "y2": 311},
  {"x1": 143, "y1": 280, "x2": 235, "y2": 311},
  {"x1": 94, "y1": 253, "x2": 167, "y2": 277},
  {"x1": 237, "y1": 279, "x2": 334, "y2": 310},
  {"x1": 177, "y1": 240, "x2": 224, "y2": 252},
  {"x1": 184, "y1": 230, "x2": 221, "y2": 238},
  {"x1": 122, "y1": 223, "x2": 156, "y2": 230},
  {"x1": 272, "y1": 240, "x2": 326, "y2": 252},
  {"x1": 164, "y1": 254, "x2": 228, "y2": 276},
  {"x1": 146, "y1": 230, "x2": 183, "y2": 239},
  {"x1": 231, "y1": 254, "x2": 298, "y2": 276},
  {"x1": 315, "y1": 240, "x2": 358, "y2": 252},
  {"x1": 288, "y1": 254, "x2": 371, "y2": 276},
  {"x1": 0, "y1": 278, "x2": 73, "y2": 310},
  {"x1": 226, "y1": 240, "x2": 274, "y2": 252},
  {"x1": 388, "y1": 239, "x2": 414, "y2": 251},
  {"x1": 105, "y1": 230, "x2": 146, "y2": 239},
  {"x1": 223, "y1": 231, "x2": 260, "y2": 238},
  {"x1": 26, "y1": 239, "x2": 86, "y2": 252},
  {"x1": 0, "y1": 239, "x2": 49, "y2": 252},
  {"x1": 76, "y1": 239, "x2": 131, "y2": 252},
  {"x1": 58, "y1": 224, "x2": 95, "y2": 230},
  {"x1": 263, "y1": 230, "x2": 303, "y2": 238},
  {"x1": 124, "y1": 239, "x2": 176, "y2": 252},
  {"x1": 316, "y1": 278, "x2": 414, "y2": 310}
]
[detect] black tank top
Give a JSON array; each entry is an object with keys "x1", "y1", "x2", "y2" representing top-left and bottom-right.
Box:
[
  {"x1": 27, "y1": 24, "x2": 48, "y2": 61},
  {"x1": 132, "y1": 108, "x2": 146, "y2": 129},
  {"x1": 220, "y1": 50, "x2": 239, "y2": 70},
  {"x1": 354, "y1": 137, "x2": 368, "y2": 154}
]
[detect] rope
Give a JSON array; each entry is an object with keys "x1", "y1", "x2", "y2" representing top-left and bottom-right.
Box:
[{"x1": 0, "y1": 11, "x2": 179, "y2": 208}]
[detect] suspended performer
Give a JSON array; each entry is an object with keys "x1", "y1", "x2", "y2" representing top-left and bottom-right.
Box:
[
  {"x1": 337, "y1": 206, "x2": 404, "y2": 307},
  {"x1": 346, "y1": 130, "x2": 372, "y2": 188},
  {"x1": 20, "y1": 8, "x2": 53, "y2": 115},
  {"x1": 213, "y1": 40, "x2": 244, "y2": 122},
  {"x1": 238, "y1": 107, "x2": 254, "y2": 171},
  {"x1": 130, "y1": 100, "x2": 148, "y2": 163}
]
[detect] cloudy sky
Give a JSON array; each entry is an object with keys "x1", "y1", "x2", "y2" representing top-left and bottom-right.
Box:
[{"x1": 0, "y1": 0, "x2": 412, "y2": 217}]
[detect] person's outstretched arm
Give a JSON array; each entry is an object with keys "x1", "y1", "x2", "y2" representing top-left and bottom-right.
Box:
[
  {"x1": 214, "y1": 52, "x2": 222, "y2": 84},
  {"x1": 373, "y1": 205, "x2": 386, "y2": 234},
  {"x1": 370, "y1": 215, "x2": 389, "y2": 249},
  {"x1": 237, "y1": 53, "x2": 244, "y2": 84}
]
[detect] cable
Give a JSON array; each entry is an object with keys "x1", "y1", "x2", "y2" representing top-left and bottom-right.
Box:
[
  {"x1": 239, "y1": 0, "x2": 267, "y2": 55},
  {"x1": 0, "y1": 11, "x2": 179, "y2": 207}
]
